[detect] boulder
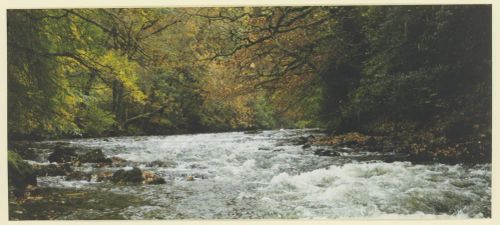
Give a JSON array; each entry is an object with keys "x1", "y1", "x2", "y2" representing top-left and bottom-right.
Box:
[
  {"x1": 8, "y1": 151, "x2": 37, "y2": 197},
  {"x1": 9, "y1": 141, "x2": 38, "y2": 160},
  {"x1": 78, "y1": 149, "x2": 112, "y2": 164},
  {"x1": 47, "y1": 147, "x2": 77, "y2": 163},
  {"x1": 111, "y1": 167, "x2": 144, "y2": 184},
  {"x1": 11, "y1": 147, "x2": 38, "y2": 161},
  {"x1": 110, "y1": 168, "x2": 165, "y2": 185},
  {"x1": 33, "y1": 163, "x2": 73, "y2": 176}
]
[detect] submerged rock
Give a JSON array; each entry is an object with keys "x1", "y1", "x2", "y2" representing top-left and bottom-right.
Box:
[
  {"x1": 244, "y1": 130, "x2": 262, "y2": 134},
  {"x1": 33, "y1": 163, "x2": 73, "y2": 177},
  {"x1": 188, "y1": 163, "x2": 207, "y2": 169},
  {"x1": 8, "y1": 188, "x2": 27, "y2": 218},
  {"x1": 407, "y1": 152, "x2": 435, "y2": 164},
  {"x1": 314, "y1": 149, "x2": 341, "y2": 157},
  {"x1": 111, "y1": 167, "x2": 144, "y2": 184},
  {"x1": 381, "y1": 153, "x2": 410, "y2": 163},
  {"x1": 110, "y1": 157, "x2": 128, "y2": 167},
  {"x1": 292, "y1": 136, "x2": 309, "y2": 145},
  {"x1": 274, "y1": 141, "x2": 287, "y2": 147},
  {"x1": 96, "y1": 172, "x2": 114, "y2": 182},
  {"x1": 65, "y1": 171, "x2": 92, "y2": 181},
  {"x1": 9, "y1": 188, "x2": 148, "y2": 220},
  {"x1": 8, "y1": 151, "x2": 37, "y2": 197},
  {"x1": 146, "y1": 160, "x2": 172, "y2": 168},
  {"x1": 110, "y1": 168, "x2": 165, "y2": 185},
  {"x1": 47, "y1": 147, "x2": 78, "y2": 163},
  {"x1": 364, "y1": 137, "x2": 382, "y2": 152},
  {"x1": 142, "y1": 171, "x2": 166, "y2": 185},
  {"x1": 292, "y1": 135, "x2": 316, "y2": 145}
]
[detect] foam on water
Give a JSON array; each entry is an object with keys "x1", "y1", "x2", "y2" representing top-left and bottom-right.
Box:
[
  {"x1": 264, "y1": 162, "x2": 490, "y2": 218},
  {"x1": 32, "y1": 129, "x2": 491, "y2": 219}
]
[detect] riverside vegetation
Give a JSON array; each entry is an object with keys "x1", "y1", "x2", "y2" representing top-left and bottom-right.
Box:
[{"x1": 7, "y1": 5, "x2": 491, "y2": 219}]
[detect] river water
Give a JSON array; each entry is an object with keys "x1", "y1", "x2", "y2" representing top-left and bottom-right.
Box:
[{"x1": 27, "y1": 129, "x2": 491, "y2": 219}]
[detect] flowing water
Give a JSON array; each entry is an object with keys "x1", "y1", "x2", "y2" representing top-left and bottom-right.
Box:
[{"x1": 25, "y1": 129, "x2": 491, "y2": 219}]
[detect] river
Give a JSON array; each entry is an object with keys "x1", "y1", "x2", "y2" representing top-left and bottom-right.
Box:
[{"x1": 24, "y1": 129, "x2": 491, "y2": 219}]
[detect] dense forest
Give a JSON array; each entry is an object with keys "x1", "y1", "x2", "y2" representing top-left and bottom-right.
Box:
[{"x1": 8, "y1": 5, "x2": 491, "y2": 162}]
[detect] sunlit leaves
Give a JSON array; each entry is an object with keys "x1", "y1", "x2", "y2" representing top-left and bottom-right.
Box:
[{"x1": 99, "y1": 51, "x2": 146, "y2": 104}]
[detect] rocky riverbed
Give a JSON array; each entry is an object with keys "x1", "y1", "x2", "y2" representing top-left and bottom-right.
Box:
[{"x1": 8, "y1": 129, "x2": 491, "y2": 219}]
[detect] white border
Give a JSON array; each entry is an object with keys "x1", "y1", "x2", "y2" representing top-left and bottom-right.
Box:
[{"x1": 0, "y1": 1, "x2": 497, "y2": 225}]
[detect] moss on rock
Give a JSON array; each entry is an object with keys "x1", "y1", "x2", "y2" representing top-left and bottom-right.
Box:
[{"x1": 8, "y1": 151, "x2": 37, "y2": 197}]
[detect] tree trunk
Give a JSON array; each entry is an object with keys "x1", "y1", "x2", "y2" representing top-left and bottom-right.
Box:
[{"x1": 112, "y1": 80, "x2": 125, "y2": 124}]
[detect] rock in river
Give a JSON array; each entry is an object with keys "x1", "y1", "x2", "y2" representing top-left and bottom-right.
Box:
[
  {"x1": 292, "y1": 135, "x2": 315, "y2": 145},
  {"x1": 8, "y1": 151, "x2": 37, "y2": 197},
  {"x1": 78, "y1": 149, "x2": 112, "y2": 164},
  {"x1": 112, "y1": 167, "x2": 144, "y2": 184},
  {"x1": 66, "y1": 171, "x2": 92, "y2": 181},
  {"x1": 96, "y1": 172, "x2": 114, "y2": 182},
  {"x1": 10, "y1": 145, "x2": 38, "y2": 161},
  {"x1": 111, "y1": 167, "x2": 165, "y2": 185},
  {"x1": 47, "y1": 147, "x2": 78, "y2": 163},
  {"x1": 314, "y1": 149, "x2": 341, "y2": 157},
  {"x1": 110, "y1": 156, "x2": 128, "y2": 167},
  {"x1": 142, "y1": 171, "x2": 166, "y2": 185},
  {"x1": 244, "y1": 130, "x2": 263, "y2": 134},
  {"x1": 146, "y1": 160, "x2": 172, "y2": 168},
  {"x1": 32, "y1": 163, "x2": 73, "y2": 176}
]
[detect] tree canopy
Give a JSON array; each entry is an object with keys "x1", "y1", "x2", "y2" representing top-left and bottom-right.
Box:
[{"x1": 8, "y1": 5, "x2": 491, "y2": 153}]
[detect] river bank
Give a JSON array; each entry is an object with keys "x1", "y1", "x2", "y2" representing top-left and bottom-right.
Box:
[{"x1": 305, "y1": 131, "x2": 491, "y2": 165}]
